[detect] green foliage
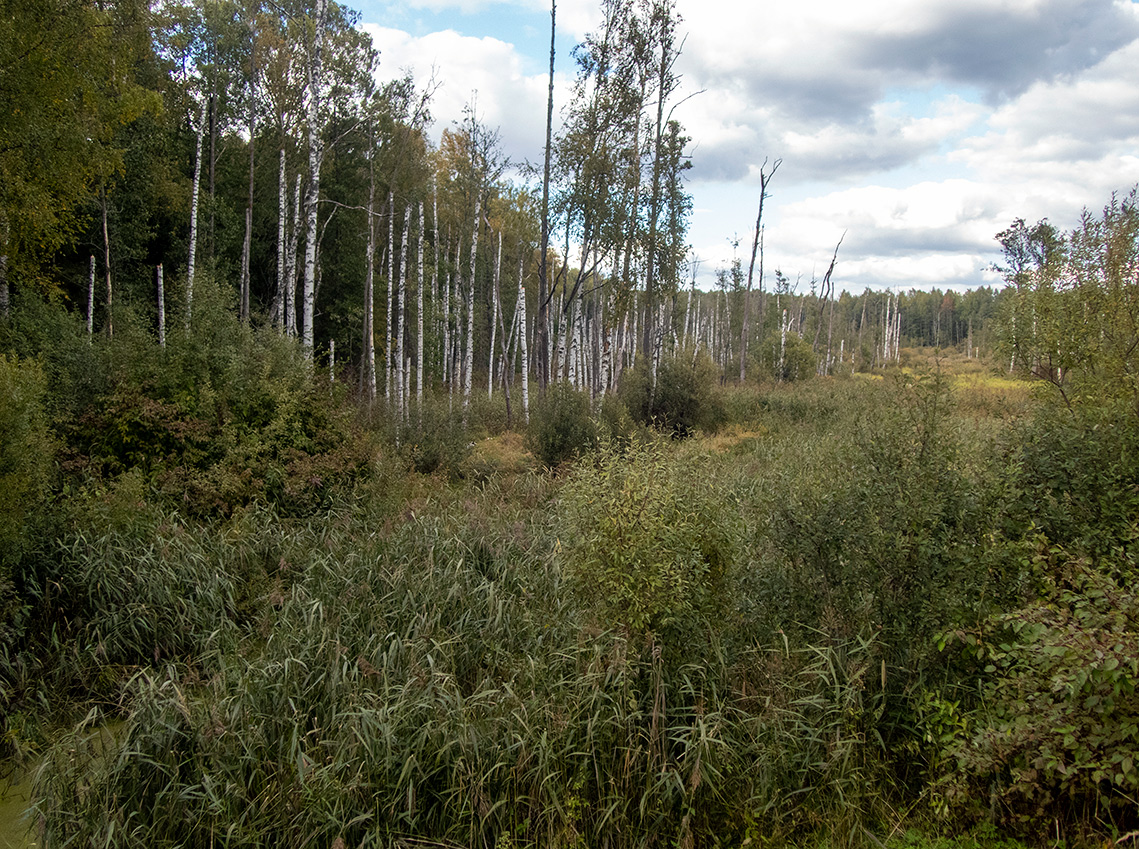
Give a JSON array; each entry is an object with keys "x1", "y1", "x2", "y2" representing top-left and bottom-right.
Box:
[
  {"x1": 0, "y1": 355, "x2": 54, "y2": 557},
  {"x1": 996, "y1": 189, "x2": 1139, "y2": 409},
  {"x1": 0, "y1": 354, "x2": 54, "y2": 656},
  {"x1": 526, "y1": 381, "x2": 597, "y2": 467},
  {"x1": 1006, "y1": 400, "x2": 1139, "y2": 555},
  {"x1": 399, "y1": 394, "x2": 471, "y2": 479},
  {"x1": 2, "y1": 283, "x2": 373, "y2": 519},
  {"x1": 941, "y1": 540, "x2": 1139, "y2": 828},
  {"x1": 761, "y1": 374, "x2": 1002, "y2": 649},
  {"x1": 619, "y1": 347, "x2": 725, "y2": 437},
  {"x1": 757, "y1": 328, "x2": 819, "y2": 383},
  {"x1": 557, "y1": 439, "x2": 740, "y2": 640}
]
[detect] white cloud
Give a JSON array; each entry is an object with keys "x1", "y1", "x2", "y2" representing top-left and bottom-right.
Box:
[
  {"x1": 358, "y1": 0, "x2": 1139, "y2": 293},
  {"x1": 363, "y1": 23, "x2": 572, "y2": 168}
]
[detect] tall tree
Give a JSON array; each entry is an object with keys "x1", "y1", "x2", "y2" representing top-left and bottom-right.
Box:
[
  {"x1": 537, "y1": 0, "x2": 557, "y2": 392},
  {"x1": 741, "y1": 158, "x2": 779, "y2": 382}
]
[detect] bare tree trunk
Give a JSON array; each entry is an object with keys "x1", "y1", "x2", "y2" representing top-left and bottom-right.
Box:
[
  {"x1": 286, "y1": 176, "x2": 301, "y2": 337},
  {"x1": 187, "y1": 101, "x2": 207, "y2": 328},
  {"x1": 101, "y1": 188, "x2": 112, "y2": 337},
  {"x1": 536, "y1": 0, "x2": 556, "y2": 393},
  {"x1": 450, "y1": 236, "x2": 461, "y2": 400},
  {"x1": 742, "y1": 158, "x2": 780, "y2": 382},
  {"x1": 301, "y1": 0, "x2": 328, "y2": 358},
  {"x1": 241, "y1": 46, "x2": 256, "y2": 324},
  {"x1": 443, "y1": 233, "x2": 453, "y2": 387},
  {"x1": 362, "y1": 151, "x2": 377, "y2": 404},
  {"x1": 397, "y1": 204, "x2": 409, "y2": 420},
  {"x1": 517, "y1": 252, "x2": 529, "y2": 422},
  {"x1": 386, "y1": 191, "x2": 395, "y2": 401},
  {"x1": 417, "y1": 201, "x2": 425, "y2": 407},
  {"x1": 488, "y1": 230, "x2": 502, "y2": 400},
  {"x1": 157, "y1": 264, "x2": 166, "y2": 348},
  {"x1": 463, "y1": 196, "x2": 480, "y2": 412},
  {"x1": 272, "y1": 147, "x2": 287, "y2": 328},
  {"x1": 86, "y1": 255, "x2": 95, "y2": 335}
]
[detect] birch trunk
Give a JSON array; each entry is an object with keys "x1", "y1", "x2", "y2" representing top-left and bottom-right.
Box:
[
  {"x1": 273, "y1": 147, "x2": 287, "y2": 328},
  {"x1": 301, "y1": 0, "x2": 328, "y2": 358},
  {"x1": 386, "y1": 191, "x2": 394, "y2": 400},
  {"x1": 463, "y1": 196, "x2": 480, "y2": 411},
  {"x1": 397, "y1": 204, "x2": 409, "y2": 420},
  {"x1": 488, "y1": 230, "x2": 502, "y2": 400},
  {"x1": 363, "y1": 152, "x2": 377, "y2": 404},
  {"x1": 240, "y1": 55, "x2": 255, "y2": 324},
  {"x1": 286, "y1": 176, "x2": 301, "y2": 337},
  {"x1": 187, "y1": 101, "x2": 207, "y2": 328},
  {"x1": 157, "y1": 264, "x2": 166, "y2": 348},
  {"x1": 101, "y1": 189, "x2": 112, "y2": 337},
  {"x1": 442, "y1": 235, "x2": 453, "y2": 386},
  {"x1": 86, "y1": 255, "x2": 95, "y2": 335},
  {"x1": 517, "y1": 253, "x2": 529, "y2": 422},
  {"x1": 417, "y1": 201, "x2": 424, "y2": 406}
]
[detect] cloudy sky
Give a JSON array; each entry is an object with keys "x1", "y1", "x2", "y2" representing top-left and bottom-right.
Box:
[{"x1": 354, "y1": 0, "x2": 1139, "y2": 292}]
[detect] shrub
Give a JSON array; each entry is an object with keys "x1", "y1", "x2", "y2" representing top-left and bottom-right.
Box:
[
  {"x1": 619, "y1": 347, "x2": 725, "y2": 437},
  {"x1": 756, "y1": 328, "x2": 818, "y2": 382},
  {"x1": 556, "y1": 439, "x2": 740, "y2": 642},
  {"x1": 399, "y1": 394, "x2": 471, "y2": 479},
  {"x1": 526, "y1": 382, "x2": 597, "y2": 468},
  {"x1": 0, "y1": 354, "x2": 56, "y2": 708},
  {"x1": 940, "y1": 540, "x2": 1139, "y2": 831}
]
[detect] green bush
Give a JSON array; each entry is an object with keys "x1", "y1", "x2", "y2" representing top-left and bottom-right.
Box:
[
  {"x1": 619, "y1": 347, "x2": 725, "y2": 437},
  {"x1": 526, "y1": 381, "x2": 597, "y2": 468},
  {"x1": 556, "y1": 439, "x2": 740, "y2": 641},
  {"x1": 399, "y1": 394, "x2": 471, "y2": 479},
  {"x1": 0, "y1": 354, "x2": 56, "y2": 679},
  {"x1": 940, "y1": 540, "x2": 1139, "y2": 830},
  {"x1": 756, "y1": 328, "x2": 818, "y2": 382}
]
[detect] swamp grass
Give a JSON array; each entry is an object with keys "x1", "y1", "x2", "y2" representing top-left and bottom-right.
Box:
[{"x1": 10, "y1": 366, "x2": 1139, "y2": 848}]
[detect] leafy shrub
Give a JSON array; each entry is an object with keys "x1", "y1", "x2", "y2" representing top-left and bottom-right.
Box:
[
  {"x1": 526, "y1": 381, "x2": 597, "y2": 468},
  {"x1": 399, "y1": 394, "x2": 471, "y2": 479},
  {"x1": 1007, "y1": 401, "x2": 1139, "y2": 555},
  {"x1": 557, "y1": 439, "x2": 740, "y2": 641},
  {"x1": 941, "y1": 540, "x2": 1139, "y2": 831},
  {"x1": 0, "y1": 355, "x2": 54, "y2": 558},
  {"x1": 619, "y1": 347, "x2": 725, "y2": 437},
  {"x1": 756, "y1": 328, "x2": 818, "y2": 382},
  {"x1": 0, "y1": 354, "x2": 56, "y2": 700}
]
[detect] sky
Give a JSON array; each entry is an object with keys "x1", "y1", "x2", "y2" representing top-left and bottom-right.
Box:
[{"x1": 353, "y1": 0, "x2": 1139, "y2": 293}]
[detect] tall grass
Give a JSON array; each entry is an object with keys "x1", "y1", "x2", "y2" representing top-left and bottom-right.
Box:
[
  {"x1": 28, "y1": 437, "x2": 923, "y2": 849},
  {"x1": 22, "y1": 361, "x2": 1135, "y2": 847}
]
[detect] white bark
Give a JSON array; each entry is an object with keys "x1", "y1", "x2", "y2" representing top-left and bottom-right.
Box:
[
  {"x1": 386, "y1": 191, "x2": 394, "y2": 401},
  {"x1": 187, "y1": 101, "x2": 207, "y2": 327},
  {"x1": 157, "y1": 264, "x2": 166, "y2": 348},
  {"x1": 488, "y1": 230, "x2": 502, "y2": 400},
  {"x1": 363, "y1": 157, "x2": 377, "y2": 404},
  {"x1": 301, "y1": 0, "x2": 328, "y2": 358},
  {"x1": 274, "y1": 147, "x2": 287, "y2": 328},
  {"x1": 517, "y1": 253, "x2": 529, "y2": 422},
  {"x1": 86, "y1": 255, "x2": 95, "y2": 335},
  {"x1": 286, "y1": 176, "x2": 302, "y2": 337},
  {"x1": 463, "y1": 196, "x2": 479, "y2": 411},
  {"x1": 417, "y1": 202, "x2": 424, "y2": 406},
  {"x1": 397, "y1": 204, "x2": 409, "y2": 420}
]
